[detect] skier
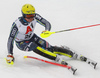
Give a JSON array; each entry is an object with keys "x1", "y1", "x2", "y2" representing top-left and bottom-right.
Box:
[{"x1": 6, "y1": 4, "x2": 97, "y2": 72}]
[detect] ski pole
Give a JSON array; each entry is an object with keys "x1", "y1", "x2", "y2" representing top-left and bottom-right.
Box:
[
  {"x1": 24, "y1": 56, "x2": 71, "y2": 69},
  {"x1": 40, "y1": 24, "x2": 100, "y2": 38}
]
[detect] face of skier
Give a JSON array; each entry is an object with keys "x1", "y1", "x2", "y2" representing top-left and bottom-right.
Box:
[{"x1": 25, "y1": 14, "x2": 35, "y2": 22}]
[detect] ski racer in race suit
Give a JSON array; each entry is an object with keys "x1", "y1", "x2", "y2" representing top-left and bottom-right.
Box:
[{"x1": 6, "y1": 4, "x2": 78, "y2": 65}]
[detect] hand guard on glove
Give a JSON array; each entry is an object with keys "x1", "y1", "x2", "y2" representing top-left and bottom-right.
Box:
[
  {"x1": 6, "y1": 54, "x2": 14, "y2": 65},
  {"x1": 41, "y1": 30, "x2": 48, "y2": 33}
]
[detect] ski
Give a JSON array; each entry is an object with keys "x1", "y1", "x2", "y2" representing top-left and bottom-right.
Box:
[
  {"x1": 24, "y1": 56, "x2": 77, "y2": 75},
  {"x1": 86, "y1": 58, "x2": 97, "y2": 69},
  {"x1": 80, "y1": 56, "x2": 97, "y2": 69},
  {"x1": 61, "y1": 46, "x2": 97, "y2": 69},
  {"x1": 69, "y1": 67, "x2": 77, "y2": 75}
]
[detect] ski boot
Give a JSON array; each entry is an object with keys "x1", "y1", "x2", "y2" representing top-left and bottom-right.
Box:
[{"x1": 55, "y1": 55, "x2": 77, "y2": 75}]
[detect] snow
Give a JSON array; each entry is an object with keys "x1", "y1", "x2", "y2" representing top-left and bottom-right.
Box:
[{"x1": 0, "y1": 0, "x2": 100, "y2": 78}]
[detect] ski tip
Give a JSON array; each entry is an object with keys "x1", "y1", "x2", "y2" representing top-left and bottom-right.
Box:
[
  {"x1": 24, "y1": 56, "x2": 28, "y2": 58},
  {"x1": 68, "y1": 67, "x2": 77, "y2": 75},
  {"x1": 73, "y1": 69, "x2": 77, "y2": 75},
  {"x1": 94, "y1": 63, "x2": 97, "y2": 69}
]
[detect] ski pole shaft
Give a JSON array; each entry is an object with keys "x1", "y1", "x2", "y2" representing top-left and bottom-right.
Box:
[
  {"x1": 55, "y1": 24, "x2": 100, "y2": 33},
  {"x1": 40, "y1": 24, "x2": 100, "y2": 38}
]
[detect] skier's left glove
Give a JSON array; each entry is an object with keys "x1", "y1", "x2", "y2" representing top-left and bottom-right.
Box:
[{"x1": 6, "y1": 54, "x2": 14, "y2": 65}]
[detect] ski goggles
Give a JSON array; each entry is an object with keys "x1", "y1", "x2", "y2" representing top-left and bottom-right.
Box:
[{"x1": 25, "y1": 14, "x2": 35, "y2": 19}]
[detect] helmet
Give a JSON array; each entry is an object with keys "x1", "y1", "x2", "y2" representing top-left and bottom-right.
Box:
[{"x1": 21, "y1": 4, "x2": 35, "y2": 17}]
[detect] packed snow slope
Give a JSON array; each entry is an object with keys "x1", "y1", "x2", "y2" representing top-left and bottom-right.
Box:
[{"x1": 0, "y1": 0, "x2": 100, "y2": 78}]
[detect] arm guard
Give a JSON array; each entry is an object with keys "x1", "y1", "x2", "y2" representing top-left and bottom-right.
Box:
[{"x1": 35, "y1": 13, "x2": 51, "y2": 31}]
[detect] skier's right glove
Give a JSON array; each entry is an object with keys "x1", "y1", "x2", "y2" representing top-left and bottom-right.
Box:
[{"x1": 6, "y1": 54, "x2": 14, "y2": 65}]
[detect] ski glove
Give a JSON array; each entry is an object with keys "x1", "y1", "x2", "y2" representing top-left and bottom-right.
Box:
[{"x1": 6, "y1": 54, "x2": 14, "y2": 65}]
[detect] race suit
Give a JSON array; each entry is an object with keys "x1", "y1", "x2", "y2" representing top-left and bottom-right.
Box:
[{"x1": 7, "y1": 13, "x2": 74, "y2": 60}]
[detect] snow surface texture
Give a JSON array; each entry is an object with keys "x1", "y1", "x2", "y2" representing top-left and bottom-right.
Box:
[{"x1": 0, "y1": 0, "x2": 100, "y2": 78}]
